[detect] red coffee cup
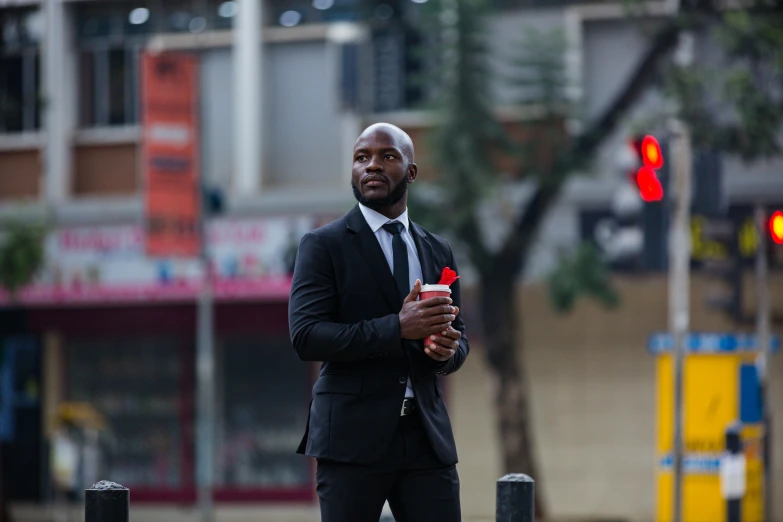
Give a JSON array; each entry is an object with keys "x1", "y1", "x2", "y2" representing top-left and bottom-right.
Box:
[{"x1": 419, "y1": 284, "x2": 452, "y2": 348}]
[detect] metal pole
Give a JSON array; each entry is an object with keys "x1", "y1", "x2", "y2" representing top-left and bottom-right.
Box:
[
  {"x1": 754, "y1": 204, "x2": 772, "y2": 522},
  {"x1": 668, "y1": 119, "x2": 692, "y2": 522},
  {"x1": 496, "y1": 474, "x2": 535, "y2": 522},
  {"x1": 196, "y1": 190, "x2": 215, "y2": 521}
]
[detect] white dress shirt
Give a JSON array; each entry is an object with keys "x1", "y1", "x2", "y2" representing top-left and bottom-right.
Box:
[{"x1": 358, "y1": 203, "x2": 423, "y2": 399}]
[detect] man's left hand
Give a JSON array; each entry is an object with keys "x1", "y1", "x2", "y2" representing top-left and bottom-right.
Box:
[{"x1": 424, "y1": 327, "x2": 461, "y2": 362}]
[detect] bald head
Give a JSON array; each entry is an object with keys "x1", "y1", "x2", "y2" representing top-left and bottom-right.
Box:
[
  {"x1": 350, "y1": 122, "x2": 418, "y2": 218},
  {"x1": 355, "y1": 123, "x2": 415, "y2": 163}
]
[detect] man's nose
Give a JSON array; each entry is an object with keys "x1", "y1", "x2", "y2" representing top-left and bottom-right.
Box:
[{"x1": 366, "y1": 156, "x2": 383, "y2": 171}]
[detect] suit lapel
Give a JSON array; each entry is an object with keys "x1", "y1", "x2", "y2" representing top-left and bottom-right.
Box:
[
  {"x1": 410, "y1": 221, "x2": 439, "y2": 286},
  {"x1": 346, "y1": 205, "x2": 401, "y2": 311}
]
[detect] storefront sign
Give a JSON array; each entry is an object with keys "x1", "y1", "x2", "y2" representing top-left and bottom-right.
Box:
[
  {"x1": 141, "y1": 51, "x2": 201, "y2": 258},
  {"x1": 0, "y1": 216, "x2": 334, "y2": 306}
]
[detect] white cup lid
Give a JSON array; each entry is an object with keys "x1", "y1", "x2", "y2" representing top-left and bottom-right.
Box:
[{"x1": 420, "y1": 284, "x2": 451, "y2": 293}]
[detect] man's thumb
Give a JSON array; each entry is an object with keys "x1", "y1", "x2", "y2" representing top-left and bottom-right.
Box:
[{"x1": 404, "y1": 279, "x2": 421, "y2": 303}]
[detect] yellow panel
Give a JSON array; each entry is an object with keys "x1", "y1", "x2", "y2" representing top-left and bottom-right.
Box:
[
  {"x1": 657, "y1": 355, "x2": 674, "y2": 454},
  {"x1": 655, "y1": 351, "x2": 770, "y2": 522},
  {"x1": 683, "y1": 474, "x2": 723, "y2": 522},
  {"x1": 744, "y1": 456, "x2": 764, "y2": 522},
  {"x1": 742, "y1": 425, "x2": 765, "y2": 522},
  {"x1": 683, "y1": 354, "x2": 738, "y2": 453},
  {"x1": 657, "y1": 472, "x2": 673, "y2": 522}
]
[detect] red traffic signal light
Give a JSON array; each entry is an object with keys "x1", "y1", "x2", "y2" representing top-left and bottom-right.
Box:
[
  {"x1": 641, "y1": 135, "x2": 663, "y2": 169},
  {"x1": 629, "y1": 134, "x2": 664, "y2": 202},
  {"x1": 771, "y1": 211, "x2": 783, "y2": 245},
  {"x1": 635, "y1": 166, "x2": 664, "y2": 202}
]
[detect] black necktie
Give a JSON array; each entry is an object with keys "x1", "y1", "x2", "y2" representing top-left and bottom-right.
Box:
[{"x1": 382, "y1": 222, "x2": 409, "y2": 305}]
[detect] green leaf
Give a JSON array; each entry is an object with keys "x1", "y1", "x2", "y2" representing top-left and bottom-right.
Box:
[
  {"x1": 0, "y1": 219, "x2": 48, "y2": 300},
  {"x1": 547, "y1": 242, "x2": 620, "y2": 314}
]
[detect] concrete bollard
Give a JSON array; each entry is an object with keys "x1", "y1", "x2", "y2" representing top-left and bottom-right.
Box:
[
  {"x1": 496, "y1": 474, "x2": 534, "y2": 522},
  {"x1": 85, "y1": 481, "x2": 129, "y2": 522}
]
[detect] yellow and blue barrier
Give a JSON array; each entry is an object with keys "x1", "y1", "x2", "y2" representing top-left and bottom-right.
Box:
[{"x1": 649, "y1": 332, "x2": 779, "y2": 522}]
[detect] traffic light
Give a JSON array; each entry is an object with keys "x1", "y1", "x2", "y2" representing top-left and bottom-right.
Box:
[
  {"x1": 604, "y1": 135, "x2": 670, "y2": 271},
  {"x1": 699, "y1": 217, "x2": 743, "y2": 322},
  {"x1": 631, "y1": 135, "x2": 664, "y2": 202},
  {"x1": 771, "y1": 211, "x2": 783, "y2": 245}
]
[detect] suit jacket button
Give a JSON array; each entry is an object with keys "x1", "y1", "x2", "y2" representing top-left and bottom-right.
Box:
[{"x1": 398, "y1": 377, "x2": 406, "y2": 384}]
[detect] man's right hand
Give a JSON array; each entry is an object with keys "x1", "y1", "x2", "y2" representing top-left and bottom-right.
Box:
[{"x1": 399, "y1": 280, "x2": 459, "y2": 340}]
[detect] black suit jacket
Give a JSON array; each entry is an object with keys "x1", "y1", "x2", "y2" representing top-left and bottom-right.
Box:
[{"x1": 288, "y1": 204, "x2": 470, "y2": 465}]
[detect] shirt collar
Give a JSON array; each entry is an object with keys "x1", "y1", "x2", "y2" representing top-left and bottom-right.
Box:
[{"x1": 358, "y1": 204, "x2": 410, "y2": 233}]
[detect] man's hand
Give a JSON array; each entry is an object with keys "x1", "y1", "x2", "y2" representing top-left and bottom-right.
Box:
[
  {"x1": 424, "y1": 327, "x2": 461, "y2": 362},
  {"x1": 399, "y1": 280, "x2": 460, "y2": 340}
]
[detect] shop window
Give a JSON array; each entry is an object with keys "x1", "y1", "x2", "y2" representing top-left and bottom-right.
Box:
[
  {"x1": 66, "y1": 338, "x2": 187, "y2": 490},
  {"x1": 216, "y1": 336, "x2": 310, "y2": 489},
  {"x1": 0, "y1": 8, "x2": 42, "y2": 133}
]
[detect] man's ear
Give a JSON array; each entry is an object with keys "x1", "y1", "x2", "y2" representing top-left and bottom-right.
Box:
[{"x1": 408, "y1": 162, "x2": 418, "y2": 183}]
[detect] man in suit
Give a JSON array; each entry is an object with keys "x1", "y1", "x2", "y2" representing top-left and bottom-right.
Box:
[{"x1": 289, "y1": 123, "x2": 470, "y2": 522}]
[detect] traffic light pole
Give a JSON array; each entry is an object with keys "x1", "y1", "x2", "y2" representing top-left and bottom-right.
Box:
[
  {"x1": 668, "y1": 119, "x2": 692, "y2": 522},
  {"x1": 196, "y1": 182, "x2": 216, "y2": 522},
  {"x1": 754, "y1": 204, "x2": 772, "y2": 522}
]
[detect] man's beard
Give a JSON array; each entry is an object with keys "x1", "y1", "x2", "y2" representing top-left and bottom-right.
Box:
[{"x1": 351, "y1": 177, "x2": 409, "y2": 211}]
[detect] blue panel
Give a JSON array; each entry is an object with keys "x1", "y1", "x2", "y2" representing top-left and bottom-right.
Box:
[
  {"x1": 648, "y1": 332, "x2": 781, "y2": 354},
  {"x1": 739, "y1": 364, "x2": 762, "y2": 424},
  {"x1": 657, "y1": 453, "x2": 721, "y2": 474}
]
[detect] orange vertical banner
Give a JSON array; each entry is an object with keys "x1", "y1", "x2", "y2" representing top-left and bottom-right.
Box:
[{"x1": 141, "y1": 51, "x2": 201, "y2": 258}]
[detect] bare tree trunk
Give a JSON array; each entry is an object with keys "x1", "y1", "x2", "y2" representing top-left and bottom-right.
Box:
[{"x1": 480, "y1": 271, "x2": 545, "y2": 519}]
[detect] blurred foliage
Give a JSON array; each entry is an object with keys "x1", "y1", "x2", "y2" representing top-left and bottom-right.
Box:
[
  {"x1": 400, "y1": 0, "x2": 783, "y2": 509},
  {"x1": 507, "y1": 27, "x2": 570, "y2": 111},
  {"x1": 0, "y1": 219, "x2": 47, "y2": 301},
  {"x1": 408, "y1": 0, "x2": 617, "y2": 307},
  {"x1": 662, "y1": 3, "x2": 783, "y2": 161},
  {"x1": 404, "y1": 1, "x2": 626, "y2": 509},
  {"x1": 547, "y1": 242, "x2": 619, "y2": 313}
]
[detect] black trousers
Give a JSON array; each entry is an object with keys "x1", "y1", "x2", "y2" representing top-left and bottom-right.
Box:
[{"x1": 315, "y1": 411, "x2": 461, "y2": 522}]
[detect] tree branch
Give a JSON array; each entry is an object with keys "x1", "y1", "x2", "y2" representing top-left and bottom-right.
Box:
[
  {"x1": 574, "y1": 19, "x2": 684, "y2": 159},
  {"x1": 500, "y1": 16, "x2": 691, "y2": 272},
  {"x1": 455, "y1": 213, "x2": 493, "y2": 273},
  {"x1": 499, "y1": 177, "x2": 564, "y2": 273}
]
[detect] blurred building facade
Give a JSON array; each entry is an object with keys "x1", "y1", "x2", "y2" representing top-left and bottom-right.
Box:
[
  {"x1": 1, "y1": 0, "x2": 782, "y2": 520},
  {"x1": 0, "y1": 0, "x2": 369, "y2": 509}
]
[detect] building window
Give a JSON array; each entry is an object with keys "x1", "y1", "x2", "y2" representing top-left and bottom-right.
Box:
[
  {"x1": 269, "y1": 0, "x2": 360, "y2": 27},
  {"x1": 66, "y1": 338, "x2": 188, "y2": 490},
  {"x1": 216, "y1": 336, "x2": 310, "y2": 489},
  {"x1": 75, "y1": 0, "x2": 237, "y2": 128},
  {"x1": 78, "y1": 45, "x2": 141, "y2": 127},
  {"x1": 0, "y1": 8, "x2": 42, "y2": 133}
]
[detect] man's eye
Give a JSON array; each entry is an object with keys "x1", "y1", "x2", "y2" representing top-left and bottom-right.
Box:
[
  {"x1": 355, "y1": 156, "x2": 367, "y2": 162},
  {"x1": 384, "y1": 154, "x2": 395, "y2": 160}
]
